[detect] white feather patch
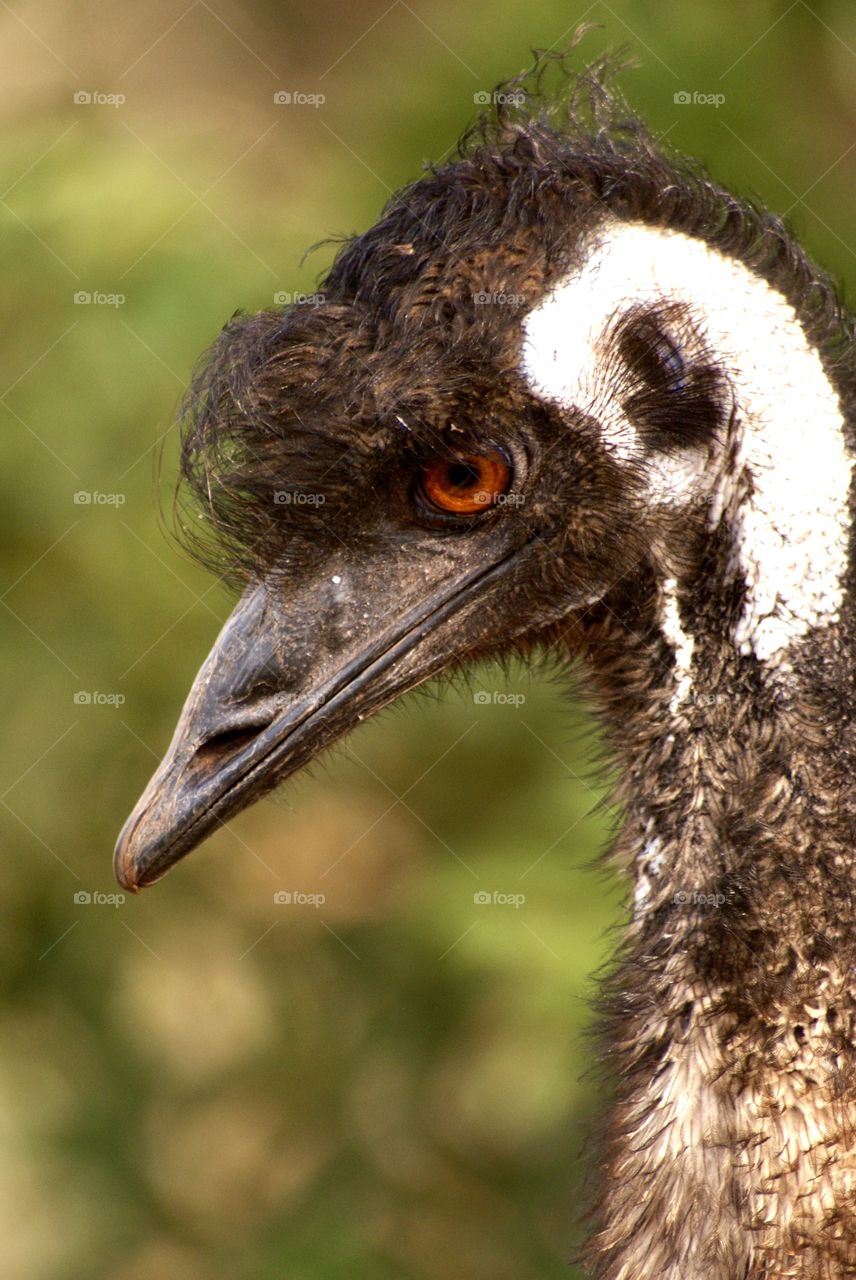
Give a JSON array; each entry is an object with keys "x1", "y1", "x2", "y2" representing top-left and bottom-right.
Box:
[
  {"x1": 660, "y1": 576, "x2": 695, "y2": 708},
  {"x1": 520, "y1": 220, "x2": 852, "y2": 669},
  {"x1": 634, "y1": 834, "x2": 664, "y2": 911}
]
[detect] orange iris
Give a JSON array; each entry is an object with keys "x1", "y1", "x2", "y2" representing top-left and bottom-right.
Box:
[{"x1": 420, "y1": 451, "x2": 512, "y2": 514}]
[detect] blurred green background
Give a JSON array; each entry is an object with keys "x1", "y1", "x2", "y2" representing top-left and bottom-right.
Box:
[{"x1": 3, "y1": 2, "x2": 856, "y2": 1277}]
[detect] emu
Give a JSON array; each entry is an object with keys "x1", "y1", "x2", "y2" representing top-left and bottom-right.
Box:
[{"x1": 115, "y1": 50, "x2": 856, "y2": 1279}]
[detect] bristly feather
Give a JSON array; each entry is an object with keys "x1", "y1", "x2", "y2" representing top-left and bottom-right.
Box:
[{"x1": 175, "y1": 35, "x2": 856, "y2": 590}]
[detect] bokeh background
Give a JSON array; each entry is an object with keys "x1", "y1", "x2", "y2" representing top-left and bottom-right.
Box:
[{"x1": 3, "y1": 2, "x2": 856, "y2": 1277}]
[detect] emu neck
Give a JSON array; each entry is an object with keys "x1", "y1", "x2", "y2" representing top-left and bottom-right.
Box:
[
  {"x1": 612, "y1": 631, "x2": 851, "y2": 920},
  {"x1": 573, "y1": 599, "x2": 856, "y2": 1279},
  {"x1": 578, "y1": 572, "x2": 856, "y2": 951}
]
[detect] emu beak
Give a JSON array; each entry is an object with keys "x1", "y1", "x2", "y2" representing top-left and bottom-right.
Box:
[{"x1": 114, "y1": 549, "x2": 524, "y2": 891}]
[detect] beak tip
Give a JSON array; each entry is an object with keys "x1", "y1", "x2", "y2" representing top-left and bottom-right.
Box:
[
  {"x1": 114, "y1": 844, "x2": 167, "y2": 893},
  {"x1": 113, "y1": 808, "x2": 156, "y2": 893},
  {"x1": 113, "y1": 797, "x2": 200, "y2": 893},
  {"x1": 113, "y1": 838, "x2": 142, "y2": 893}
]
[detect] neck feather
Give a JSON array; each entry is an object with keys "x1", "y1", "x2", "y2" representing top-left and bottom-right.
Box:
[
  {"x1": 522, "y1": 215, "x2": 856, "y2": 1279},
  {"x1": 570, "y1": 587, "x2": 856, "y2": 1278}
]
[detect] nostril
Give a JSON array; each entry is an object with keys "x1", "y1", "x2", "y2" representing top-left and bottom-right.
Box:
[{"x1": 194, "y1": 724, "x2": 267, "y2": 766}]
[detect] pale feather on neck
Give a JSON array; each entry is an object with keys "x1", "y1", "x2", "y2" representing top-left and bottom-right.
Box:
[{"x1": 521, "y1": 219, "x2": 852, "y2": 672}]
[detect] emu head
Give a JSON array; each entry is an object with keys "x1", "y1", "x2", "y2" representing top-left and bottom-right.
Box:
[{"x1": 115, "y1": 60, "x2": 854, "y2": 891}]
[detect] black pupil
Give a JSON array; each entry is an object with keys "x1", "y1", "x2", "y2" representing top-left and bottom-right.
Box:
[{"x1": 447, "y1": 461, "x2": 481, "y2": 490}]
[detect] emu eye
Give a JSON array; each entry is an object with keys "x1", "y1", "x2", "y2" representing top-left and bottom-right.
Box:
[{"x1": 418, "y1": 450, "x2": 512, "y2": 514}]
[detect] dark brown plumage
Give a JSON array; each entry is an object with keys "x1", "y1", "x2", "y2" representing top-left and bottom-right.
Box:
[{"x1": 116, "y1": 44, "x2": 856, "y2": 1278}]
